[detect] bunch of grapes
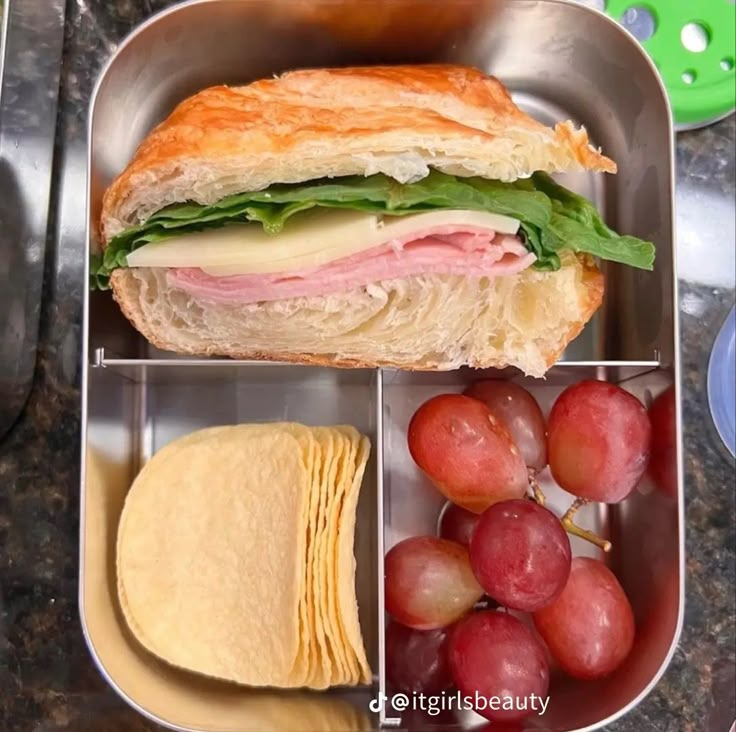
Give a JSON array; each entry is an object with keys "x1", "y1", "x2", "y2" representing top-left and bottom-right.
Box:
[{"x1": 384, "y1": 379, "x2": 662, "y2": 723}]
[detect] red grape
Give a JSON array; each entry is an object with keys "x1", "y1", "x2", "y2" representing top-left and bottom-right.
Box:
[
  {"x1": 648, "y1": 386, "x2": 677, "y2": 497},
  {"x1": 408, "y1": 394, "x2": 528, "y2": 513},
  {"x1": 438, "y1": 502, "x2": 479, "y2": 547},
  {"x1": 470, "y1": 499, "x2": 571, "y2": 611},
  {"x1": 384, "y1": 536, "x2": 483, "y2": 630},
  {"x1": 464, "y1": 381, "x2": 547, "y2": 470},
  {"x1": 385, "y1": 621, "x2": 453, "y2": 694},
  {"x1": 505, "y1": 608, "x2": 556, "y2": 669},
  {"x1": 547, "y1": 380, "x2": 651, "y2": 503},
  {"x1": 449, "y1": 611, "x2": 549, "y2": 723},
  {"x1": 533, "y1": 557, "x2": 635, "y2": 680}
]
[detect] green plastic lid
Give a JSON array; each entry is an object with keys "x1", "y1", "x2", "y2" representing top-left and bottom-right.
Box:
[{"x1": 604, "y1": 0, "x2": 736, "y2": 128}]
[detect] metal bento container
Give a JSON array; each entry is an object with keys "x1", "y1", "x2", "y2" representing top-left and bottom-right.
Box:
[{"x1": 80, "y1": 1, "x2": 683, "y2": 730}]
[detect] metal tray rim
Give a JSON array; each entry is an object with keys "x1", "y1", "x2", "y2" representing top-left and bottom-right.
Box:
[{"x1": 79, "y1": 1, "x2": 684, "y2": 729}]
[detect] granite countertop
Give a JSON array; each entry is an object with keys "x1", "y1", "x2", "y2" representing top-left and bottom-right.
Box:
[{"x1": 0, "y1": 2, "x2": 734, "y2": 731}]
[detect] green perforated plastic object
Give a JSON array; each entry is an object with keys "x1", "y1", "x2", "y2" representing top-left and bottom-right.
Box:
[{"x1": 606, "y1": 0, "x2": 736, "y2": 128}]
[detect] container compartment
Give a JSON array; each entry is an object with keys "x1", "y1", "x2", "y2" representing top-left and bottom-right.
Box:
[
  {"x1": 82, "y1": 363, "x2": 379, "y2": 731},
  {"x1": 379, "y1": 365, "x2": 681, "y2": 730},
  {"x1": 88, "y1": 0, "x2": 674, "y2": 366}
]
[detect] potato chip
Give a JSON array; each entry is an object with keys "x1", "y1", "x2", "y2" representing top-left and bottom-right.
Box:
[
  {"x1": 117, "y1": 428, "x2": 308, "y2": 687},
  {"x1": 337, "y1": 435, "x2": 373, "y2": 684},
  {"x1": 299, "y1": 427, "x2": 330, "y2": 688},
  {"x1": 280, "y1": 424, "x2": 318, "y2": 688},
  {"x1": 314, "y1": 428, "x2": 352, "y2": 684},
  {"x1": 326, "y1": 426, "x2": 362, "y2": 684}
]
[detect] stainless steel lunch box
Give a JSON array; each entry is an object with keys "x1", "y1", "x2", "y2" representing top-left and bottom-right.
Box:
[{"x1": 80, "y1": 1, "x2": 683, "y2": 730}]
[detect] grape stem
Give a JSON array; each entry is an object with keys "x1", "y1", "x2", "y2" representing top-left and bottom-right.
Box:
[
  {"x1": 561, "y1": 498, "x2": 612, "y2": 553},
  {"x1": 527, "y1": 468, "x2": 546, "y2": 506}
]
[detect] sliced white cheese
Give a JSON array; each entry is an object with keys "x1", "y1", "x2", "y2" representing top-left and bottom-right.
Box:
[{"x1": 125, "y1": 208, "x2": 520, "y2": 276}]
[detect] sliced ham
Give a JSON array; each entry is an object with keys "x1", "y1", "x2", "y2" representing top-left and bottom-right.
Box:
[{"x1": 166, "y1": 228, "x2": 535, "y2": 304}]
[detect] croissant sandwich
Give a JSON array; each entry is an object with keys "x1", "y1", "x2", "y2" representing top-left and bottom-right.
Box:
[{"x1": 93, "y1": 65, "x2": 654, "y2": 376}]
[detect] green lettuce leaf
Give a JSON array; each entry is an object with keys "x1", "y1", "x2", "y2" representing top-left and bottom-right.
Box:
[{"x1": 92, "y1": 171, "x2": 654, "y2": 288}]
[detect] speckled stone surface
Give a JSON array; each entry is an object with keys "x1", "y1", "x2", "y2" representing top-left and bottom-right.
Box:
[{"x1": 0, "y1": 2, "x2": 734, "y2": 731}]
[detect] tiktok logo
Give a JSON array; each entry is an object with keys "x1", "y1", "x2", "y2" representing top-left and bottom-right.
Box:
[{"x1": 368, "y1": 692, "x2": 388, "y2": 713}]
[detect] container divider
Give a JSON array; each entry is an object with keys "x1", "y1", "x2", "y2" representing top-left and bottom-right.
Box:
[{"x1": 375, "y1": 368, "x2": 401, "y2": 728}]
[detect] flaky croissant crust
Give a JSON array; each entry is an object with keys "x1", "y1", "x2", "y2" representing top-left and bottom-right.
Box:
[{"x1": 101, "y1": 64, "x2": 615, "y2": 241}]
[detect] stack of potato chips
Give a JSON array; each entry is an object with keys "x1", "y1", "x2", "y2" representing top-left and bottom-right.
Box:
[{"x1": 117, "y1": 423, "x2": 372, "y2": 688}]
